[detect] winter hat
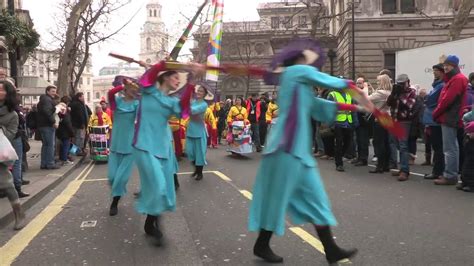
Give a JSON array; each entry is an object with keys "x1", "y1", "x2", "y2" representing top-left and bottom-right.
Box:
[
  {"x1": 444, "y1": 55, "x2": 460, "y2": 67},
  {"x1": 432, "y1": 63, "x2": 444, "y2": 72}
]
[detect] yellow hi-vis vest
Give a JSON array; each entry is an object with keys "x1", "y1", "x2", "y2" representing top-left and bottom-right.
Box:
[{"x1": 329, "y1": 91, "x2": 352, "y2": 123}]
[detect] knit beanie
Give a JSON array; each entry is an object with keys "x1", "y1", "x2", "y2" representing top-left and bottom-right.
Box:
[{"x1": 444, "y1": 55, "x2": 460, "y2": 67}]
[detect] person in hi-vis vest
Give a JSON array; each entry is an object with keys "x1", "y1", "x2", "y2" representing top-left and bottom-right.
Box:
[{"x1": 327, "y1": 90, "x2": 354, "y2": 172}]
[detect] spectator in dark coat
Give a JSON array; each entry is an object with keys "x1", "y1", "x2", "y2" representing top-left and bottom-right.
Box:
[
  {"x1": 37, "y1": 86, "x2": 60, "y2": 169},
  {"x1": 69, "y1": 92, "x2": 91, "y2": 155},
  {"x1": 57, "y1": 96, "x2": 74, "y2": 165}
]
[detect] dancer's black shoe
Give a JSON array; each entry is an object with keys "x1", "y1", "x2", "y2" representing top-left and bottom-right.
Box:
[
  {"x1": 109, "y1": 196, "x2": 120, "y2": 216},
  {"x1": 315, "y1": 226, "x2": 358, "y2": 264},
  {"x1": 253, "y1": 229, "x2": 283, "y2": 263},
  {"x1": 144, "y1": 215, "x2": 163, "y2": 246},
  {"x1": 174, "y1": 174, "x2": 180, "y2": 190},
  {"x1": 195, "y1": 166, "x2": 204, "y2": 181}
]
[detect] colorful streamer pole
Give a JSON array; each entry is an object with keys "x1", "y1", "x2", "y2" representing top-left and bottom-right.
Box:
[
  {"x1": 206, "y1": 0, "x2": 224, "y2": 81},
  {"x1": 169, "y1": 0, "x2": 210, "y2": 61}
]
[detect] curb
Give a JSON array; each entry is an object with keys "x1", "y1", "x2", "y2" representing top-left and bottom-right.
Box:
[{"x1": 0, "y1": 156, "x2": 86, "y2": 229}]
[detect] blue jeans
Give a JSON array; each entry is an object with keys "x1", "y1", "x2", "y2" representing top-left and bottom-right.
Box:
[
  {"x1": 60, "y1": 138, "x2": 71, "y2": 162},
  {"x1": 389, "y1": 122, "x2": 411, "y2": 174},
  {"x1": 441, "y1": 125, "x2": 459, "y2": 180},
  {"x1": 12, "y1": 136, "x2": 23, "y2": 190},
  {"x1": 39, "y1": 127, "x2": 56, "y2": 168}
]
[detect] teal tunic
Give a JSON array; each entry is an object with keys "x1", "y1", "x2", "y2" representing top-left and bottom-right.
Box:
[
  {"x1": 132, "y1": 85, "x2": 181, "y2": 215},
  {"x1": 248, "y1": 65, "x2": 348, "y2": 236},
  {"x1": 108, "y1": 96, "x2": 138, "y2": 197},
  {"x1": 133, "y1": 86, "x2": 181, "y2": 158},
  {"x1": 110, "y1": 97, "x2": 138, "y2": 154},
  {"x1": 185, "y1": 100, "x2": 208, "y2": 166}
]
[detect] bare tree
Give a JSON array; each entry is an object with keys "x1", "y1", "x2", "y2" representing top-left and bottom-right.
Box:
[
  {"x1": 54, "y1": 0, "x2": 135, "y2": 97},
  {"x1": 449, "y1": 0, "x2": 474, "y2": 40},
  {"x1": 173, "y1": 1, "x2": 214, "y2": 62}
]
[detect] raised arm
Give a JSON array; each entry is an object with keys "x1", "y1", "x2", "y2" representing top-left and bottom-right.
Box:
[
  {"x1": 300, "y1": 65, "x2": 349, "y2": 90},
  {"x1": 139, "y1": 61, "x2": 166, "y2": 88},
  {"x1": 107, "y1": 85, "x2": 124, "y2": 111}
]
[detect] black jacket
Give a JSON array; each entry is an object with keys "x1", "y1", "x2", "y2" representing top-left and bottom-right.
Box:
[
  {"x1": 56, "y1": 112, "x2": 74, "y2": 139},
  {"x1": 37, "y1": 94, "x2": 56, "y2": 127},
  {"x1": 69, "y1": 99, "x2": 91, "y2": 129}
]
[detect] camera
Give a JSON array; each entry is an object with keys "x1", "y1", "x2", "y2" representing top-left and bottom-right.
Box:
[{"x1": 392, "y1": 83, "x2": 404, "y2": 94}]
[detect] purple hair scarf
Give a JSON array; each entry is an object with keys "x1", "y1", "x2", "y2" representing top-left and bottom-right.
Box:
[{"x1": 280, "y1": 86, "x2": 299, "y2": 152}]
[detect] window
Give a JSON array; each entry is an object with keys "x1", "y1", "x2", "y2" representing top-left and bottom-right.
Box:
[
  {"x1": 149, "y1": 9, "x2": 152, "y2": 17},
  {"x1": 87, "y1": 92, "x2": 91, "y2": 102},
  {"x1": 31, "y1": 65, "x2": 36, "y2": 74},
  {"x1": 154, "y1": 9, "x2": 157, "y2": 17},
  {"x1": 271, "y1": 17, "x2": 279, "y2": 29},
  {"x1": 401, "y1": 0, "x2": 415, "y2": 13},
  {"x1": 384, "y1": 52, "x2": 396, "y2": 79},
  {"x1": 382, "y1": 0, "x2": 397, "y2": 14},
  {"x1": 299, "y1": 16, "x2": 308, "y2": 28},
  {"x1": 80, "y1": 77, "x2": 83, "y2": 85},
  {"x1": 283, "y1": 16, "x2": 292, "y2": 29},
  {"x1": 146, "y1": 37, "x2": 151, "y2": 51},
  {"x1": 95, "y1": 92, "x2": 100, "y2": 99},
  {"x1": 87, "y1": 78, "x2": 91, "y2": 85},
  {"x1": 39, "y1": 67, "x2": 44, "y2": 77}
]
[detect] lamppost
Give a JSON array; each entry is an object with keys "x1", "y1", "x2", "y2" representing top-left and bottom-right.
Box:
[{"x1": 351, "y1": 0, "x2": 356, "y2": 80}]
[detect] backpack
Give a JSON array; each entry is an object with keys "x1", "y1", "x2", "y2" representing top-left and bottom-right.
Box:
[{"x1": 26, "y1": 111, "x2": 38, "y2": 129}]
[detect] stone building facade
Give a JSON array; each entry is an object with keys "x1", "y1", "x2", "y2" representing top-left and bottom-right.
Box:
[
  {"x1": 92, "y1": 63, "x2": 143, "y2": 106},
  {"x1": 139, "y1": 0, "x2": 169, "y2": 64},
  {"x1": 329, "y1": 0, "x2": 474, "y2": 83},
  {"x1": 193, "y1": 0, "x2": 474, "y2": 95},
  {"x1": 19, "y1": 49, "x2": 94, "y2": 108}
]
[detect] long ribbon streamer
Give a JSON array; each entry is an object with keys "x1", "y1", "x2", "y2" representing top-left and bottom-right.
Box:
[{"x1": 169, "y1": 0, "x2": 210, "y2": 60}]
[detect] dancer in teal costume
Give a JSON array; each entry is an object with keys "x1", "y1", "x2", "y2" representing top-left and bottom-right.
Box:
[
  {"x1": 249, "y1": 39, "x2": 362, "y2": 264},
  {"x1": 107, "y1": 79, "x2": 139, "y2": 217},
  {"x1": 186, "y1": 84, "x2": 212, "y2": 181},
  {"x1": 132, "y1": 62, "x2": 197, "y2": 244}
]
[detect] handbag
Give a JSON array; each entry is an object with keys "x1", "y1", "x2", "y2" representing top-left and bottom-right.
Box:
[
  {"x1": 21, "y1": 131, "x2": 30, "y2": 153},
  {"x1": 0, "y1": 130, "x2": 19, "y2": 165}
]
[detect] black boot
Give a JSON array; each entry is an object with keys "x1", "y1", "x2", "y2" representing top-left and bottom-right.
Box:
[
  {"x1": 174, "y1": 174, "x2": 180, "y2": 190},
  {"x1": 315, "y1": 225, "x2": 358, "y2": 264},
  {"x1": 253, "y1": 229, "x2": 283, "y2": 263},
  {"x1": 144, "y1": 215, "x2": 163, "y2": 245},
  {"x1": 109, "y1": 196, "x2": 120, "y2": 216},
  {"x1": 195, "y1": 166, "x2": 204, "y2": 181},
  {"x1": 190, "y1": 161, "x2": 197, "y2": 178},
  {"x1": 15, "y1": 188, "x2": 29, "y2": 198}
]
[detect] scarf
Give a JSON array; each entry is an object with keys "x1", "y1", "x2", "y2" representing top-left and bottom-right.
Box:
[{"x1": 97, "y1": 110, "x2": 104, "y2": 126}]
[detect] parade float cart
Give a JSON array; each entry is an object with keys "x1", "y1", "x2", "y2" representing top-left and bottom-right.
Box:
[
  {"x1": 88, "y1": 125, "x2": 110, "y2": 162},
  {"x1": 226, "y1": 121, "x2": 253, "y2": 155}
]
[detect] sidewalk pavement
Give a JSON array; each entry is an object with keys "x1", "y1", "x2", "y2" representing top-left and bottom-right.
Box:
[{"x1": 0, "y1": 140, "x2": 85, "y2": 229}]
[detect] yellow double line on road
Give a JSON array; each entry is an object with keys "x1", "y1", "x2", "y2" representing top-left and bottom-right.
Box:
[
  {"x1": 179, "y1": 170, "x2": 351, "y2": 264},
  {"x1": 0, "y1": 161, "x2": 95, "y2": 266}
]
